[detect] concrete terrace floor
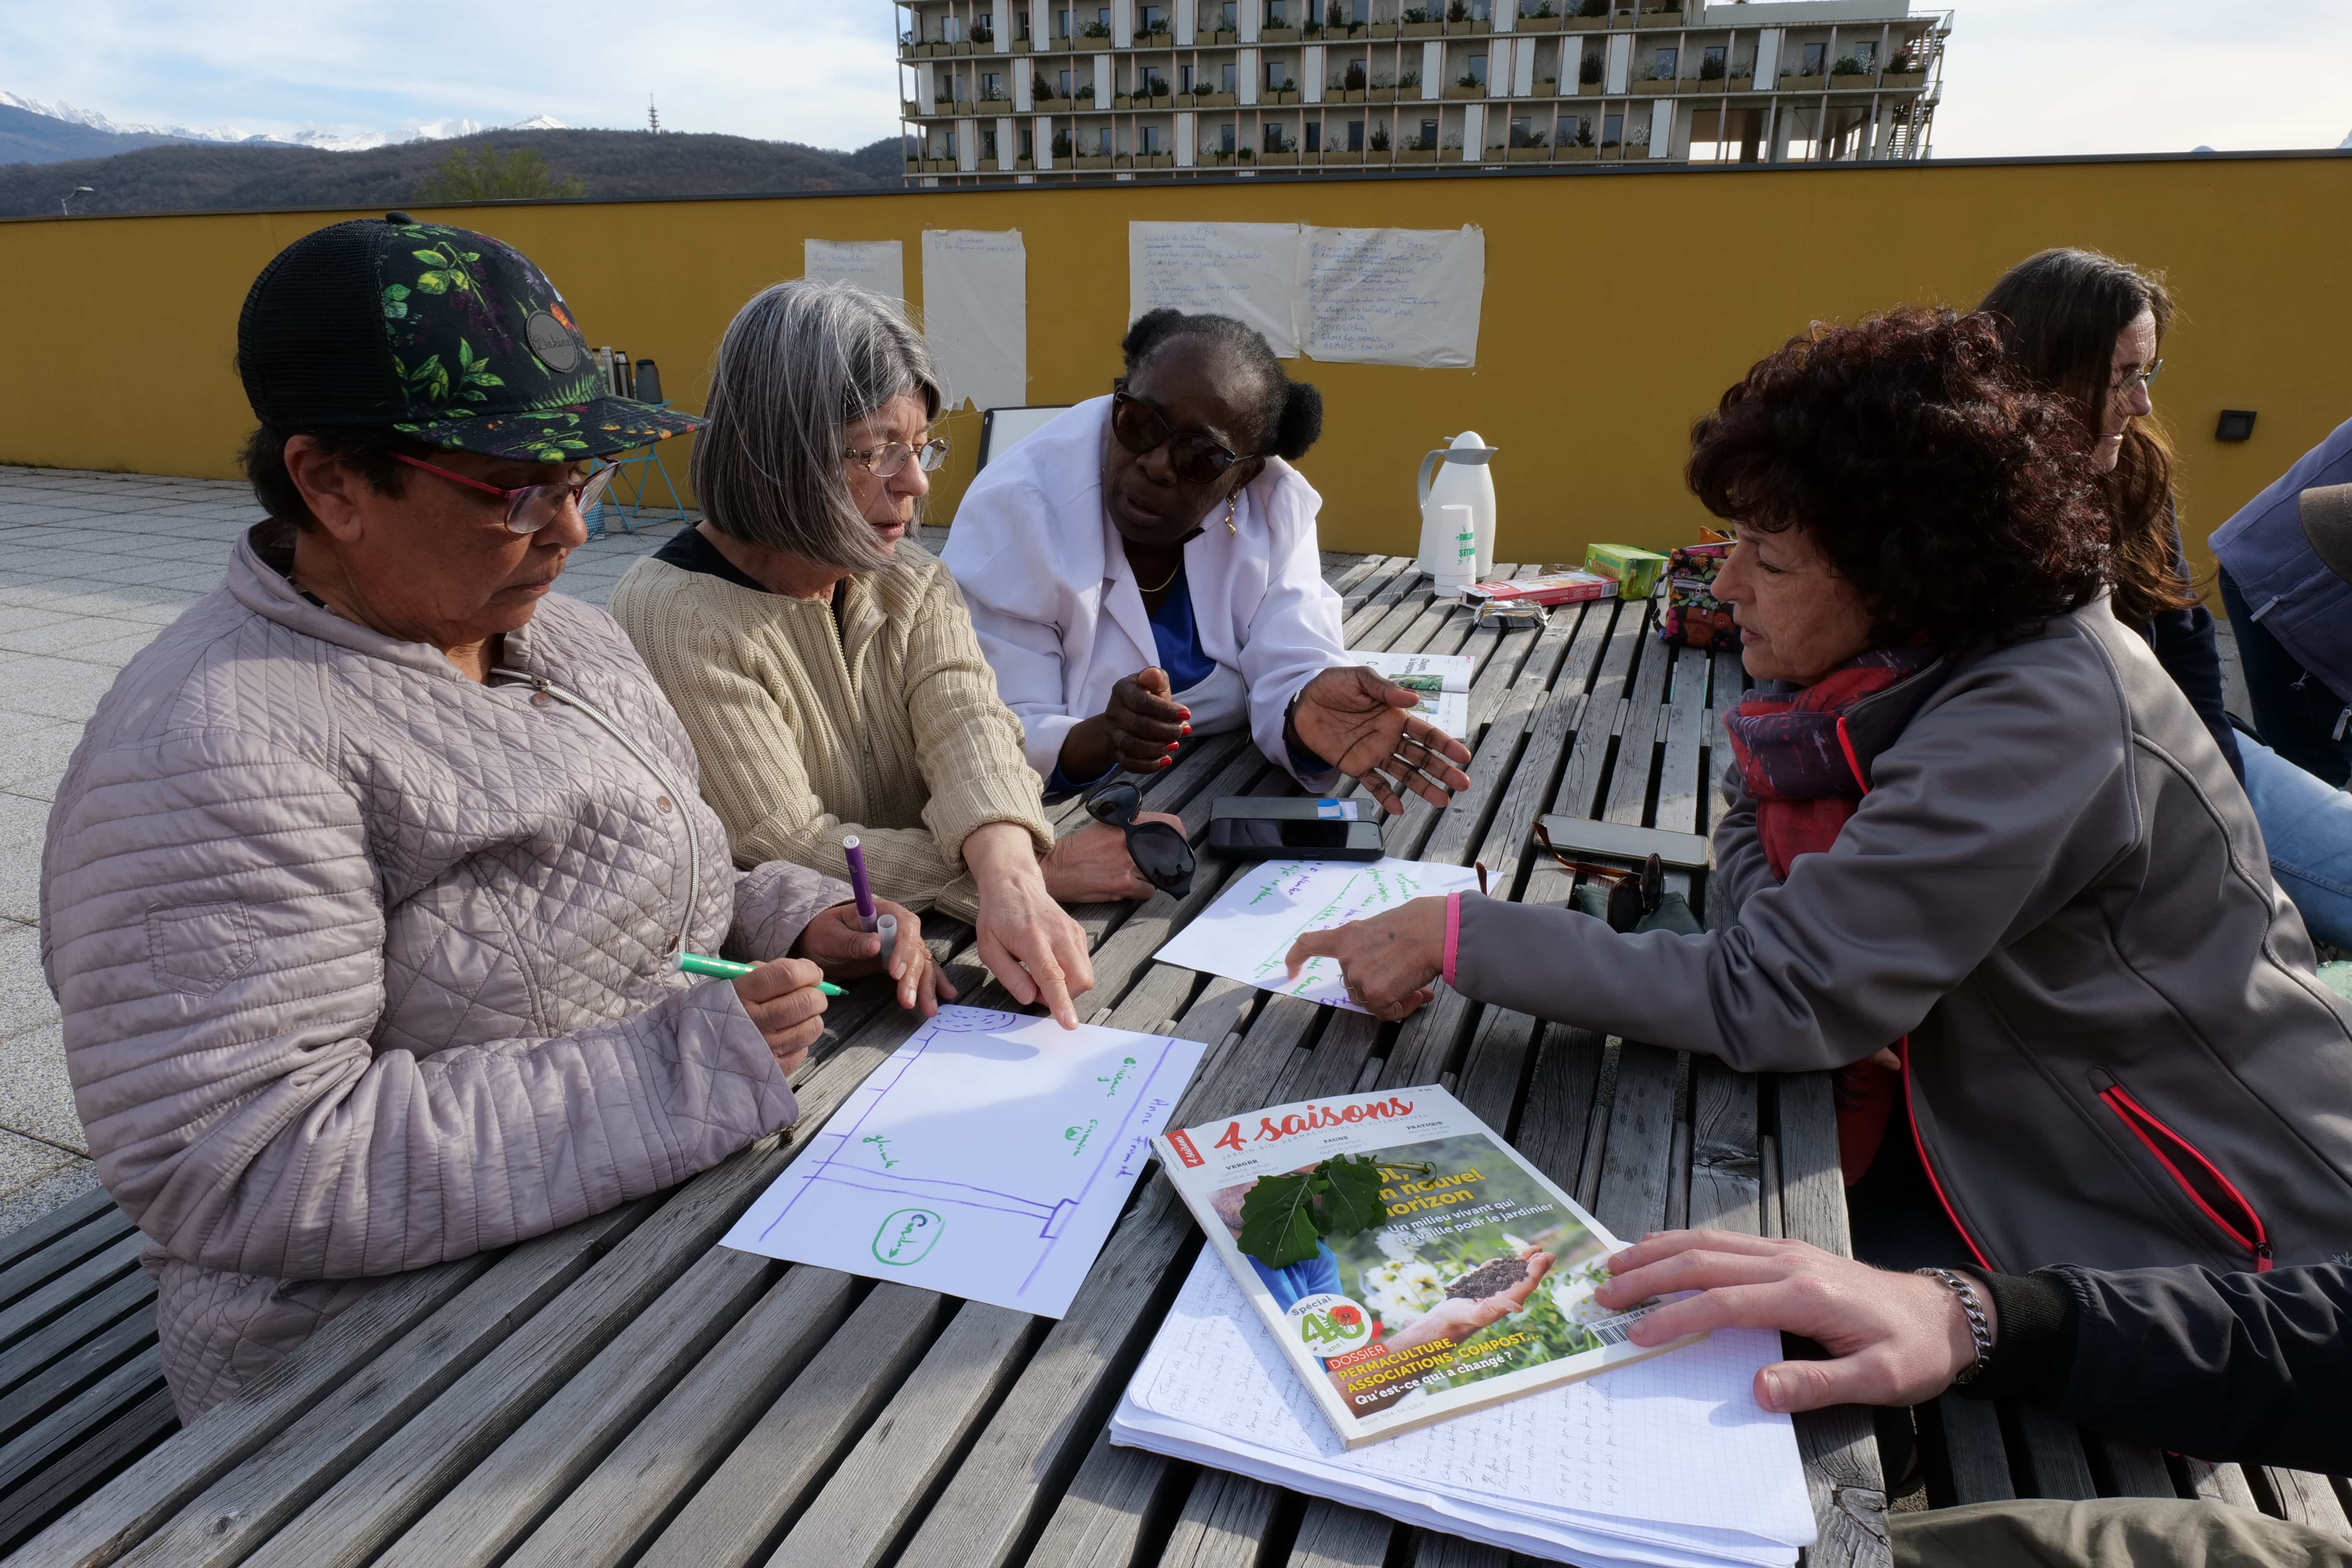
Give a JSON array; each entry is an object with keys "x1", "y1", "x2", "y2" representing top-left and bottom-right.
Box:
[
  {"x1": 0, "y1": 464, "x2": 703, "y2": 1236},
  {"x1": 0, "y1": 464, "x2": 2254, "y2": 1237}
]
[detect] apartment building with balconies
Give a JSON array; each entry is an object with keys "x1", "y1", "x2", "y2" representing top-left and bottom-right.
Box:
[{"x1": 897, "y1": 0, "x2": 1947, "y2": 182}]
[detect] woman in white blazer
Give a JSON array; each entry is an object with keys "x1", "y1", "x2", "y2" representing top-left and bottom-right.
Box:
[{"x1": 944, "y1": 310, "x2": 1472, "y2": 813}]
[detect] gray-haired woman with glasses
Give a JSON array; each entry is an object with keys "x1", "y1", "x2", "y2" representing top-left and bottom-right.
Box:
[{"x1": 613, "y1": 280, "x2": 1159, "y2": 1029}]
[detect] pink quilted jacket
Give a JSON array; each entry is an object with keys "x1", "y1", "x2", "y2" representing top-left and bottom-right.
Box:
[{"x1": 40, "y1": 527, "x2": 849, "y2": 1420}]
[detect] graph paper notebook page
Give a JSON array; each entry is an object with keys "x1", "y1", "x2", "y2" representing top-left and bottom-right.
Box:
[
  {"x1": 1154, "y1": 857, "x2": 1481, "y2": 1011},
  {"x1": 720, "y1": 1007, "x2": 1205, "y2": 1317},
  {"x1": 1112, "y1": 1254, "x2": 1812, "y2": 1568}
]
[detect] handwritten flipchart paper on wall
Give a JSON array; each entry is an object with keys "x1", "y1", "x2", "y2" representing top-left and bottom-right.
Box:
[
  {"x1": 1126, "y1": 223, "x2": 1484, "y2": 368},
  {"x1": 922, "y1": 229, "x2": 1028, "y2": 411},
  {"x1": 1129, "y1": 222, "x2": 1305, "y2": 358},
  {"x1": 1303, "y1": 225, "x2": 1485, "y2": 369},
  {"x1": 802, "y1": 238, "x2": 905, "y2": 300}
]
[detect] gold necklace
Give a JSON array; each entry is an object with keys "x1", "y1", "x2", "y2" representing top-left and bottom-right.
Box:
[{"x1": 1135, "y1": 556, "x2": 1183, "y2": 593}]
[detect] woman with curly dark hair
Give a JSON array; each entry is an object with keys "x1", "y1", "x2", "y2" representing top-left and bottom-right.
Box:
[
  {"x1": 1292, "y1": 307, "x2": 2352, "y2": 1280},
  {"x1": 1982, "y1": 247, "x2": 2352, "y2": 951}
]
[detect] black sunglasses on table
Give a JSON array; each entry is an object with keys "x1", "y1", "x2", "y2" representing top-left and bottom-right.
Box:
[
  {"x1": 1110, "y1": 391, "x2": 1249, "y2": 486},
  {"x1": 1083, "y1": 777, "x2": 1196, "y2": 898}
]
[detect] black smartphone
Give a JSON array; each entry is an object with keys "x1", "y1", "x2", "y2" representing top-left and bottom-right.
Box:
[{"x1": 1205, "y1": 816, "x2": 1386, "y2": 860}]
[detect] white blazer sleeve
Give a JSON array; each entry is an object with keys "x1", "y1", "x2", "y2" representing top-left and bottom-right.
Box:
[
  {"x1": 942, "y1": 479, "x2": 1078, "y2": 782},
  {"x1": 1240, "y1": 466, "x2": 1348, "y2": 788}
]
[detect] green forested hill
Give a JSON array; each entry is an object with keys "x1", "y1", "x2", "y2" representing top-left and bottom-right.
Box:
[{"x1": 0, "y1": 127, "x2": 904, "y2": 218}]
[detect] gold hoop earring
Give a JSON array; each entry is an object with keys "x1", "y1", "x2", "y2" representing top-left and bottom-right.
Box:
[{"x1": 1224, "y1": 493, "x2": 1238, "y2": 535}]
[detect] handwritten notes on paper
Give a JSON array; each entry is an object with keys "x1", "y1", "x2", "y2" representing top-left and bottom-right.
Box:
[
  {"x1": 922, "y1": 229, "x2": 1028, "y2": 411},
  {"x1": 1304, "y1": 225, "x2": 1485, "y2": 369},
  {"x1": 1155, "y1": 858, "x2": 1483, "y2": 1011},
  {"x1": 803, "y1": 238, "x2": 905, "y2": 300},
  {"x1": 721, "y1": 1007, "x2": 1205, "y2": 1317},
  {"x1": 1129, "y1": 222, "x2": 1305, "y2": 357},
  {"x1": 1128, "y1": 222, "x2": 1485, "y2": 368}
]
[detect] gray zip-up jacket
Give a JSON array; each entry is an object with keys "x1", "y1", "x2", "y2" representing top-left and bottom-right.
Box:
[
  {"x1": 40, "y1": 527, "x2": 849, "y2": 1420},
  {"x1": 1455, "y1": 598, "x2": 2352, "y2": 1275}
]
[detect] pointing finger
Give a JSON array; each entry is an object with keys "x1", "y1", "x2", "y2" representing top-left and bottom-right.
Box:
[{"x1": 1285, "y1": 927, "x2": 1348, "y2": 979}]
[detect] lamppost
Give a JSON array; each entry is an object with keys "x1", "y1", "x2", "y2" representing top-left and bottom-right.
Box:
[{"x1": 58, "y1": 186, "x2": 94, "y2": 216}]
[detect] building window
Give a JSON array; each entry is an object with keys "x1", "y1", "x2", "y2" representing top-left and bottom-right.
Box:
[
  {"x1": 1853, "y1": 40, "x2": 1878, "y2": 68},
  {"x1": 1221, "y1": 62, "x2": 1237, "y2": 93},
  {"x1": 1143, "y1": 67, "x2": 1169, "y2": 95},
  {"x1": 1020, "y1": 124, "x2": 1035, "y2": 157},
  {"x1": 942, "y1": 14, "x2": 962, "y2": 41},
  {"x1": 1509, "y1": 114, "x2": 1531, "y2": 146},
  {"x1": 1181, "y1": 63, "x2": 1195, "y2": 91},
  {"x1": 1801, "y1": 42, "x2": 1826, "y2": 74},
  {"x1": 1464, "y1": 54, "x2": 1486, "y2": 87},
  {"x1": 1017, "y1": 8, "x2": 1031, "y2": 40},
  {"x1": 1702, "y1": 45, "x2": 1725, "y2": 77},
  {"x1": 1099, "y1": 125, "x2": 1115, "y2": 156},
  {"x1": 1420, "y1": 117, "x2": 1437, "y2": 146},
  {"x1": 1347, "y1": 118, "x2": 1364, "y2": 150},
  {"x1": 1653, "y1": 47, "x2": 1676, "y2": 78},
  {"x1": 1351, "y1": 0, "x2": 1368, "y2": 18},
  {"x1": 982, "y1": 128, "x2": 998, "y2": 159},
  {"x1": 1267, "y1": 0, "x2": 1289, "y2": 22},
  {"x1": 1221, "y1": 120, "x2": 1237, "y2": 151},
  {"x1": 1142, "y1": 3, "x2": 1165, "y2": 30},
  {"x1": 1263, "y1": 121, "x2": 1282, "y2": 152},
  {"x1": 1267, "y1": 58, "x2": 1285, "y2": 90},
  {"x1": 1559, "y1": 113, "x2": 1581, "y2": 144},
  {"x1": 1060, "y1": 69, "x2": 1074, "y2": 95},
  {"x1": 945, "y1": 130, "x2": 959, "y2": 158},
  {"x1": 1143, "y1": 123, "x2": 1163, "y2": 153},
  {"x1": 1305, "y1": 120, "x2": 1321, "y2": 151},
  {"x1": 1221, "y1": 0, "x2": 1237, "y2": 24},
  {"x1": 980, "y1": 71, "x2": 1003, "y2": 98},
  {"x1": 1601, "y1": 111, "x2": 1622, "y2": 145}
]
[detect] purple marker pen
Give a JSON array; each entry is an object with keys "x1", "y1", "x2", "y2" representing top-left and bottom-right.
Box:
[{"x1": 842, "y1": 834, "x2": 878, "y2": 932}]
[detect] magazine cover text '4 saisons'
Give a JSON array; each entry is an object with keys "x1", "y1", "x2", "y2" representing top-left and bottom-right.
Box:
[{"x1": 1154, "y1": 1085, "x2": 1701, "y2": 1448}]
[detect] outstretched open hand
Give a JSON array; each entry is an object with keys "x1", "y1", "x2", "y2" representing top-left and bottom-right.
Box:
[{"x1": 1290, "y1": 666, "x2": 1474, "y2": 814}]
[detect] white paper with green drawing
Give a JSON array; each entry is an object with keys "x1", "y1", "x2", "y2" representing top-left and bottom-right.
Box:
[
  {"x1": 1346, "y1": 648, "x2": 1472, "y2": 738},
  {"x1": 1152, "y1": 857, "x2": 1481, "y2": 1011}
]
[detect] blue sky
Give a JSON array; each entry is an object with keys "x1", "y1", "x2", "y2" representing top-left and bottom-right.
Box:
[{"x1": 1, "y1": 0, "x2": 2347, "y2": 155}]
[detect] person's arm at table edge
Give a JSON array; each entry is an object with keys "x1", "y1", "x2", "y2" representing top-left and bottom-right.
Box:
[{"x1": 1452, "y1": 657, "x2": 2133, "y2": 1072}]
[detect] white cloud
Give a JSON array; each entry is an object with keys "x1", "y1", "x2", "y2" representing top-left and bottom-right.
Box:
[{"x1": 0, "y1": 0, "x2": 904, "y2": 150}]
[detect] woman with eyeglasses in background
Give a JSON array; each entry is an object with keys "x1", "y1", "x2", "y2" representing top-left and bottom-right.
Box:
[
  {"x1": 1981, "y1": 249, "x2": 2352, "y2": 949},
  {"x1": 613, "y1": 280, "x2": 1149, "y2": 1029},
  {"x1": 944, "y1": 309, "x2": 1473, "y2": 814}
]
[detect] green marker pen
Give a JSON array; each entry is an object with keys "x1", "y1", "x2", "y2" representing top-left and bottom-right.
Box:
[{"x1": 678, "y1": 951, "x2": 843, "y2": 996}]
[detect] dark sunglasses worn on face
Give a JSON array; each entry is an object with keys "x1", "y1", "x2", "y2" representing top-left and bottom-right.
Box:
[
  {"x1": 395, "y1": 453, "x2": 615, "y2": 534},
  {"x1": 1083, "y1": 777, "x2": 1196, "y2": 898},
  {"x1": 1110, "y1": 391, "x2": 1247, "y2": 486}
]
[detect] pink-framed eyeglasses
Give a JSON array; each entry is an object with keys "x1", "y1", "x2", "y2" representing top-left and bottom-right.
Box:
[{"x1": 394, "y1": 453, "x2": 616, "y2": 535}]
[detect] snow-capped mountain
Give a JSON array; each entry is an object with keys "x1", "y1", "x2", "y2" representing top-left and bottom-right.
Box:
[{"x1": 0, "y1": 91, "x2": 566, "y2": 155}]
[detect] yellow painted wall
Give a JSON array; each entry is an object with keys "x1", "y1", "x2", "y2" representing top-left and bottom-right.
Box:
[{"x1": 2, "y1": 154, "x2": 2343, "y2": 569}]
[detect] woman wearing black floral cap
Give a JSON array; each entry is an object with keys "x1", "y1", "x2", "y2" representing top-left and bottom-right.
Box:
[{"x1": 42, "y1": 217, "x2": 935, "y2": 1420}]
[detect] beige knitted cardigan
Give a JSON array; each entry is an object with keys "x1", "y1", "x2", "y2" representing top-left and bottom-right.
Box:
[{"x1": 610, "y1": 537, "x2": 1052, "y2": 922}]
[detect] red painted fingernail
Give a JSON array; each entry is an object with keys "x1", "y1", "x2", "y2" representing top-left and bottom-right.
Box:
[
  {"x1": 1158, "y1": 757, "x2": 1172, "y2": 769},
  {"x1": 1181, "y1": 723, "x2": 1192, "y2": 735}
]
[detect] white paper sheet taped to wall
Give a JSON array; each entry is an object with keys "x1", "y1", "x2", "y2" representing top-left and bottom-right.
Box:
[
  {"x1": 1127, "y1": 222, "x2": 1484, "y2": 368},
  {"x1": 1129, "y1": 221, "x2": 1305, "y2": 358},
  {"x1": 1304, "y1": 225, "x2": 1485, "y2": 369},
  {"x1": 922, "y1": 228, "x2": 1028, "y2": 411},
  {"x1": 803, "y1": 238, "x2": 905, "y2": 301}
]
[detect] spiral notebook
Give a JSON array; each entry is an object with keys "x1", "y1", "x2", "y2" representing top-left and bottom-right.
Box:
[{"x1": 1111, "y1": 1253, "x2": 1815, "y2": 1568}]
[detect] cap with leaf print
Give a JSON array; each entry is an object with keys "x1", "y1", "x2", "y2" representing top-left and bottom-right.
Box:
[{"x1": 237, "y1": 212, "x2": 702, "y2": 463}]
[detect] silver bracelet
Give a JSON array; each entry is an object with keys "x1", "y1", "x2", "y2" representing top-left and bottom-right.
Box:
[{"x1": 1917, "y1": 1267, "x2": 1995, "y2": 1387}]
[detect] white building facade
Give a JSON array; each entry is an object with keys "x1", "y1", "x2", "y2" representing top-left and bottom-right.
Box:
[{"x1": 898, "y1": 0, "x2": 1947, "y2": 182}]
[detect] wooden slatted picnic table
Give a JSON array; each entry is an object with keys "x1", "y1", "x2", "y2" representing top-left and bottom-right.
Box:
[{"x1": 5, "y1": 552, "x2": 2346, "y2": 1568}]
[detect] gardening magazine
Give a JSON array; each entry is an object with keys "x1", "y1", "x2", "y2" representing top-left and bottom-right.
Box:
[{"x1": 1153, "y1": 1084, "x2": 1701, "y2": 1448}]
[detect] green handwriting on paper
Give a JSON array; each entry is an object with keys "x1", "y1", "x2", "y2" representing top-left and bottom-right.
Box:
[
  {"x1": 862, "y1": 1134, "x2": 899, "y2": 1169},
  {"x1": 872, "y1": 1208, "x2": 943, "y2": 1265},
  {"x1": 1097, "y1": 1056, "x2": 1138, "y2": 1097},
  {"x1": 1065, "y1": 1120, "x2": 1098, "y2": 1157}
]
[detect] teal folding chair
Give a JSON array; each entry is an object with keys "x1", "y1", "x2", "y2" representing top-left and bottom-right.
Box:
[{"x1": 588, "y1": 407, "x2": 691, "y2": 537}]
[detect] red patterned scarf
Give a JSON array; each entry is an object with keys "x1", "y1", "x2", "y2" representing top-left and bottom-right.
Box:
[{"x1": 1723, "y1": 646, "x2": 1939, "y2": 1179}]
